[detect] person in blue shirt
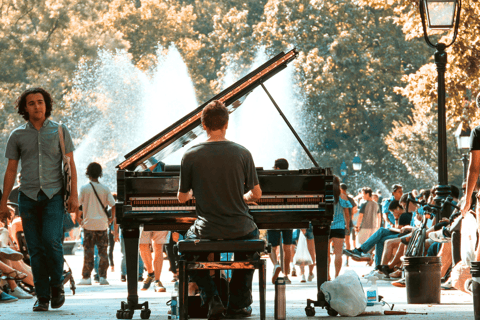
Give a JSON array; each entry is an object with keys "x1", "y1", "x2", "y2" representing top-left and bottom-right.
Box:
[
  {"x1": 329, "y1": 176, "x2": 352, "y2": 280},
  {"x1": 381, "y1": 184, "x2": 403, "y2": 228}
]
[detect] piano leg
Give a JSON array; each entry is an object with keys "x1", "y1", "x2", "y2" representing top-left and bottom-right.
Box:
[
  {"x1": 305, "y1": 225, "x2": 337, "y2": 317},
  {"x1": 116, "y1": 227, "x2": 151, "y2": 319}
]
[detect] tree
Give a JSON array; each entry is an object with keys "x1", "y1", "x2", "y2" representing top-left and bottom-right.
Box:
[{"x1": 255, "y1": 0, "x2": 432, "y2": 189}]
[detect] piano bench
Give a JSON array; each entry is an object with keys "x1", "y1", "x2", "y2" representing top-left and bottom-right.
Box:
[{"x1": 176, "y1": 239, "x2": 267, "y2": 320}]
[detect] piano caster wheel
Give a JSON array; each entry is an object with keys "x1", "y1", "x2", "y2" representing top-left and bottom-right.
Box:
[
  {"x1": 305, "y1": 306, "x2": 315, "y2": 317},
  {"x1": 140, "y1": 309, "x2": 151, "y2": 319},
  {"x1": 327, "y1": 307, "x2": 338, "y2": 317},
  {"x1": 116, "y1": 310, "x2": 134, "y2": 319}
]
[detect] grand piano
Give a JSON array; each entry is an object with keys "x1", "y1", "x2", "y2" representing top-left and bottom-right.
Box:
[{"x1": 115, "y1": 48, "x2": 335, "y2": 319}]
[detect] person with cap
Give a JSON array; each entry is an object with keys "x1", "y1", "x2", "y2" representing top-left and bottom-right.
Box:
[
  {"x1": 381, "y1": 184, "x2": 403, "y2": 228},
  {"x1": 267, "y1": 158, "x2": 295, "y2": 284}
]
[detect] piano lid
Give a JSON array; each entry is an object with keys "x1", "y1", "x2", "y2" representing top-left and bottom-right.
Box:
[{"x1": 117, "y1": 48, "x2": 299, "y2": 171}]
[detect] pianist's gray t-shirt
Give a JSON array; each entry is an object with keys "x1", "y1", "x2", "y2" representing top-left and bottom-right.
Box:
[{"x1": 179, "y1": 140, "x2": 259, "y2": 239}]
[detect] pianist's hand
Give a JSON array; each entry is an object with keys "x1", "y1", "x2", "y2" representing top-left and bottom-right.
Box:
[{"x1": 245, "y1": 201, "x2": 258, "y2": 206}]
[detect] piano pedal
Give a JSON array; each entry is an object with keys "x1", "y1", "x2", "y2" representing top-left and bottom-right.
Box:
[{"x1": 117, "y1": 301, "x2": 151, "y2": 319}]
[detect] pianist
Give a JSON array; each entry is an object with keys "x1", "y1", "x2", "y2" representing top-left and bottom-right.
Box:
[{"x1": 177, "y1": 100, "x2": 262, "y2": 319}]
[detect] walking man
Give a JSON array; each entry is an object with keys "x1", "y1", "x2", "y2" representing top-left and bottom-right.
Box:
[
  {"x1": 0, "y1": 88, "x2": 79, "y2": 311},
  {"x1": 77, "y1": 162, "x2": 115, "y2": 286}
]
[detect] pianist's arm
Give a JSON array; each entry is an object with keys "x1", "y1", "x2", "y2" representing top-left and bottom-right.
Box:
[
  {"x1": 177, "y1": 189, "x2": 193, "y2": 203},
  {"x1": 244, "y1": 184, "x2": 262, "y2": 202}
]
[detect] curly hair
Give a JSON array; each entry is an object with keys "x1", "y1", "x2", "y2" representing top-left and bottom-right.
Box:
[
  {"x1": 86, "y1": 162, "x2": 103, "y2": 179},
  {"x1": 15, "y1": 88, "x2": 53, "y2": 121},
  {"x1": 201, "y1": 100, "x2": 229, "y2": 131}
]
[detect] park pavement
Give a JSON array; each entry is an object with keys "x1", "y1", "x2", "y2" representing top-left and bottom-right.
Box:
[{"x1": 1, "y1": 245, "x2": 475, "y2": 320}]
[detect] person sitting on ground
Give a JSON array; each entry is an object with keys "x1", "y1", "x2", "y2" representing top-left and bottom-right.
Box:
[
  {"x1": 343, "y1": 200, "x2": 405, "y2": 269},
  {"x1": 177, "y1": 100, "x2": 262, "y2": 319},
  {"x1": 77, "y1": 162, "x2": 115, "y2": 286}
]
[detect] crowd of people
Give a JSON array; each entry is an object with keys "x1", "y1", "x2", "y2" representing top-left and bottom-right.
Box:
[{"x1": 0, "y1": 87, "x2": 478, "y2": 320}]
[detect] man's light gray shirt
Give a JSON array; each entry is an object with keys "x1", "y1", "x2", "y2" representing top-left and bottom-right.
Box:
[{"x1": 5, "y1": 119, "x2": 75, "y2": 200}]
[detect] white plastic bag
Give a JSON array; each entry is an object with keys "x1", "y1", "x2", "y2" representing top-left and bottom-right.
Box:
[
  {"x1": 294, "y1": 232, "x2": 313, "y2": 266},
  {"x1": 321, "y1": 270, "x2": 367, "y2": 317},
  {"x1": 461, "y1": 213, "x2": 478, "y2": 267}
]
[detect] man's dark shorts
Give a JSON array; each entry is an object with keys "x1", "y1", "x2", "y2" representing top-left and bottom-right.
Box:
[{"x1": 267, "y1": 230, "x2": 294, "y2": 247}]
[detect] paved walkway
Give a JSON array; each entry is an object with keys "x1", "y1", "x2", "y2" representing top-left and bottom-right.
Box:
[{"x1": 1, "y1": 245, "x2": 474, "y2": 319}]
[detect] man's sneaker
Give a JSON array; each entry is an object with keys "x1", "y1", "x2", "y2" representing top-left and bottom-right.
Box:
[
  {"x1": 389, "y1": 269, "x2": 402, "y2": 279},
  {"x1": 371, "y1": 270, "x2": 386, "y2": 281},
  {"x1": 142, "y1": 273, "x2": 155, "y2": 291},
  {"x1": 308, "y1": 273, "x2": 315, "y2": 282},
  {"x1": 50, "y1": 285, "x2": 65, "y2": 309},
  {"x1": 77, "y1": 277, "x2": 92, "y2": 285},
  {"x1": 392, "y1": 278, "x2": 406, "y2": 288},
  {"x1": 284, "y1": 276, "x2": 291, "y2": 284},
  {"x1": 32, "y1": 298, "x2": 49, "y2": 311},
  {"x1": 225, "y1": 305, "x2": 252, "y2": 318},
  {"x1": 343, "y1": 248, "x2": 371, "y2": 262},
  {"x1": 93, "y1": 274, "x2": 100, "y2": 283},
  {"x1": 441, "y1": 278, "x2": 456, "y2": 290},
  {"x1": 154, "y1": 280, "x2": 166, "y2": 292},
  {"x1": 300, "y1": 274, "x2": 306, "y2": 283},
  {"x1": 429, "y1": 229, "x2": 451, "y2": 243},
  {"x1": 0, "y1": 291, "x2": 18, "y2": 303},
  {"x1": 99, "y1": 277, "x2": 109, "y2": 285},
  {"x1": 138, "y1": 275, "x2": 144, "y2": 282},
  {"x1": 9, "y1": 286, "x2": 33, "y2": 299},
  {"x1": 272, "y1": 264, "x2": 281, "y2": 284},
  {"x1": 121, "y1": 275, "x2": 126, "y2": 282},
  {"x1": 362, "y1": 269, "x2": 377, "y2": 278}
]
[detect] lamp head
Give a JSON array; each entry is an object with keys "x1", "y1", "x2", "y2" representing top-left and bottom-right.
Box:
[
  {"x1": 424, "y1": 0, "x2": 458, "y2": 30},
  {"x1": 455, "y1": 122, "x2": 471, "y2": 151},
  {"x1": 352, "y1": 153, "x2": 362, "y2": 171}
]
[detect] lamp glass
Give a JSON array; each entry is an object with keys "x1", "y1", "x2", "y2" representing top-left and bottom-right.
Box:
[
  {"x1": 425, "y1": 0, "x2": 456, "y2": 29},
  {"x1": 459, "y1": 136, "x2": 470, "y2": 150},
  {"x1": 352, "y1": 163, "x2": 362, "y2": 171}
]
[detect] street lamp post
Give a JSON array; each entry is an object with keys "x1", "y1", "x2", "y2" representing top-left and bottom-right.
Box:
[
  {"x1": 419, "y1": 0, "x2": 462, "y2": 219},
  {"x1": 455, "y1": 122, "x2": 471, "y2": 180},
  {"x1": 352, "y1": 153, "x2": 362, "y2": 194}
]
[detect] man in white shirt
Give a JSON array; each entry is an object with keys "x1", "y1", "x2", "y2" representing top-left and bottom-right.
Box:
[{"x1": 76, "y1": 162, "x2": 115, "y2": 285}]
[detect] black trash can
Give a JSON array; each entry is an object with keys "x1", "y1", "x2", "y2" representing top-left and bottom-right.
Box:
[
  {"x1": 404, "y1": 256, "x2": 441, "y2": 304},
  {"x1": 470, "y1": 261, "x2": 480, "y2": 320}
]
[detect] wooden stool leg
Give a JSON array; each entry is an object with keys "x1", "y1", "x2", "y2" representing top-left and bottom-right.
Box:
[
  {"x1": 178, "y1": 260, "x2": 188, "y2": 320},
  {"x1": 259, "y1": 260, "x2": 266, "y2": 320}
]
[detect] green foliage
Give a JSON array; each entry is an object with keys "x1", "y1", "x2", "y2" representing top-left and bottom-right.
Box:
[{"x1": 1, "y1": 0, "x2": 477, "y2": 190}]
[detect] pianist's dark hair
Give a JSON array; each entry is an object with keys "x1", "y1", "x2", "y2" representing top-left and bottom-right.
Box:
[
  {"x1": 333, "y1": 175, "x2": 340, "y2": 204},
  {"x1": 202, "y1": 100, "x2": 229, "y2": 131},
  {"x1": 15, "y1": 87, "x2": 53, "y2": 121},
  {"x1": 86, "y1": 162, "x2": 103, "y2": 179}
]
